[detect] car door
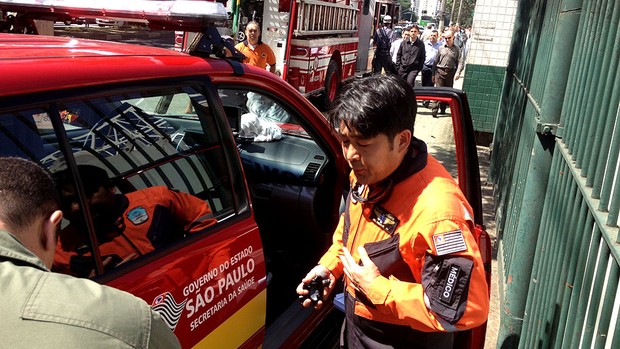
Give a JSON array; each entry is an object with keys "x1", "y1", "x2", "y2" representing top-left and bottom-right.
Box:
[
  {"x1": 0, "y1": 78, "x2": 269, "y2": 349},
  {"x1": 414, "y1": 87, "x2": 492, "y2": 349},
  {"x1": 213, "y1": 81, "x2": 350, "y2": 347}
]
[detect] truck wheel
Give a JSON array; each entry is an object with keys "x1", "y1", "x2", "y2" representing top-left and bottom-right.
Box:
[{"x1": 323, "y1": 61, "x2": 341, "y2": 109}]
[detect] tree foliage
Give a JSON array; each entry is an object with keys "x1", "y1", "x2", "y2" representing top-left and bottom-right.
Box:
[{"x1": 445, "y1": 0, "x2": 476, "y2": 28}]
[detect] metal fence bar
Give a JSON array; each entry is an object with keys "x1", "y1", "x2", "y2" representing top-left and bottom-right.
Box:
[
  {"x1": 553, "y1": 199, "x2": 588, "y2": 348},
  {"x1": 593, "y1": 262, "x2": 619, "y2": 347}
]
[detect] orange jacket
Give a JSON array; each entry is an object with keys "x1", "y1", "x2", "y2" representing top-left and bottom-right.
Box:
[
  {"x1": 54, "y1": 186, "x2": 216, "y2": 276},
  {"x1": 319, "y1": 154, "x2": 489, "y2": 332}
]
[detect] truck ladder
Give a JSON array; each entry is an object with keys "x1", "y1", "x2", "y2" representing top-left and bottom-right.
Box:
[{"x1": 295, "y1": 0, "x2": 358, "y2": 36}]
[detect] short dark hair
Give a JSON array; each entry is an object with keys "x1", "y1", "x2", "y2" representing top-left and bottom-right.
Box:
[
  {"x1": 53, "y1": 165, "x2": 112, "y2": 197},
  {"x1": 327, "y1": 74, "x2": 416, "y2": 141},
  {"x1": 0, "y1": 157, "x2": 60, "y2": 231}
]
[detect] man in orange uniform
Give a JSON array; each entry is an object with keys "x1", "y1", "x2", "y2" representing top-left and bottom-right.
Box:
[
  {"x1": 297, "y1": 75, "x2": 489, "y2": 347},
  {"x1": 53, "y1": 165, "x2": 217, "y2": 277},
  {"x1": 235, "y1": 21, "x2": 277, "y2": 74}
]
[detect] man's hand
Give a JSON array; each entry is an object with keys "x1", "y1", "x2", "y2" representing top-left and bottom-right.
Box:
[
  {"x1": 296, "y1": 265, "x2": 336, "y2": 309},
  {"x1": 455, "y1": 73, "x2": 461, "y2": 80},
  {"x1": 339, "y1": 247, "x2": 381, "y2": 294}
]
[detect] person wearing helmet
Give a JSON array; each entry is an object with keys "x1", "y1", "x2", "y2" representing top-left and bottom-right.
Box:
[{"x1": 372, "y1": 15, "x2": 397, "y2": 75}]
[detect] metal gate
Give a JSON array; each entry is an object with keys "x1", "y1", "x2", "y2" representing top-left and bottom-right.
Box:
[{"x1": 490, "y1": 0, "x2": 620, "y2": 347}]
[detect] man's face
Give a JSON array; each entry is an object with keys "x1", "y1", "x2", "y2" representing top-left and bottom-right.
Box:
[
  {"x1": 338, "y1": 122, "x2": 405, "y2": 185},
  {"x1": 430, "y1": 32, "x2": 438, "y2": 44},
  {"x1": 411, "y1": 28, "x2": 420, "y2": 38},
  {"x1": 444, "y1": 33, "x2": 454, "y2": 47},
  {"x1": 60, "y1": 183, "x2": 116, "y2": 230},
  {"x1": 403, "y1": 30, "x2": 411, "y2": 40},
  {"x1": 245, "y1": 24, "x2": 260, "y2": 44}
]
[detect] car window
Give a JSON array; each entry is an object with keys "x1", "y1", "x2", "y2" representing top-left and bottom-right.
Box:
[
  {"x1": 218, "y1": 88, "x2": 309, "y2": 139},
  {"x1": 0, "y1": 85, "x2": 240, "y2": 278}
]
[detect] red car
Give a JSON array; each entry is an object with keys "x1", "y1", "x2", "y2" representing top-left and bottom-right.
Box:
[{"x1": 0, "y1": 4, "x2": 490, "y2": 348}]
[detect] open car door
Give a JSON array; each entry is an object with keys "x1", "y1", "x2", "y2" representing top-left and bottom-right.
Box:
[{"x1": 414, "y1": 87, "x2": 492, "y2": 349}]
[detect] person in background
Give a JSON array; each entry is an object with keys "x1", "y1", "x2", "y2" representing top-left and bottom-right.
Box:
[
  {"x1": 396, "y1": 25, "x2": 425, "y2": 89},
  {"x1": 431, "y1": 29, "x2": 465, "y2": 117},
  {"x1": 390, "y1": 26, "x2": 408, "y2": 64},
  {"x1": 421, "y1": 29, "x2": 443, "y2": 108},
  {"x1": 0, "y1": 157, "x2": 180, "y2": 348},
  {"x1": 372, "y1": 15, "x2": 397, "y2": 75},
  {"x1": 235, "y1": 21, "x2": 277, "y2": 74},
  {"x1": 296, "y1": 75, "x2": 489, "y2": 348},
  {"x1": 421, "y1": 22, "x2": 435, "y2": 42}
]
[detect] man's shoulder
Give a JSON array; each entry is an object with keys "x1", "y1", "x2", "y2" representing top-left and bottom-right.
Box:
[
  {"x1": 25, "y1": 272, "x2": 155, "y2": 345},
  {"x1": 259, "y1": 42, "x2": 275, "y2": 54},
  {"x1": 127, "y1": 186, "x2": 171, "y2": 200},
  {"x1": 235, "y1": 42, "x2": 248, "y2": 52}
]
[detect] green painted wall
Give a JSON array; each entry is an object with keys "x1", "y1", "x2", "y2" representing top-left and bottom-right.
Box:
[{"x1": 462, "y1": 64, "x2": 505, "y2": 133}]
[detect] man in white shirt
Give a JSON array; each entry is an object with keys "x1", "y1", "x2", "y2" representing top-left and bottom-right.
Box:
[{"x1": 390, "y1": 28, "x2": 410, "y2": 64}]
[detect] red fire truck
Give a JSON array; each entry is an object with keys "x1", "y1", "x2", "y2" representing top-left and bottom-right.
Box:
[
  {"x1": 174, "y1": 0, "x2": 400, "y2": 106},
  {"x1": 232, "y1": 0, "x2": 400, "y2": 105}
]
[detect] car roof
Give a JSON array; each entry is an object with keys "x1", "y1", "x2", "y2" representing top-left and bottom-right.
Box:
[{"x1": 0, "y1": 33, "x2": 243, "y2": 97}]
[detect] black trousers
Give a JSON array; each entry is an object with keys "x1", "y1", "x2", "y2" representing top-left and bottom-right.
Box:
[
  {"x1": 340, "y1": 293, "x2": 454, "y2": 349},
  {"x1": 399, "y1": 69, "x2": 421, "y2": 89},
  {"x1": 421, "y1": 65, "x2": 434, "y2": 87},
  {"x1": 373, "y1": 50, "x2": 396, "y2": 75}
]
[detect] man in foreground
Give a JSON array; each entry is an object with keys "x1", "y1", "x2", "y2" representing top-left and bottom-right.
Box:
[
  {"x1": 296, "y1": 75, "x2": 489, "y2": 348},
  {"x1": 0, "y1": 157, "x2": 180, "y2": 348}
]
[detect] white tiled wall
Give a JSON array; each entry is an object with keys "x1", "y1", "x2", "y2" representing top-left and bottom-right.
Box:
[{"x1": 468, "y1": 0, "x2": 518, "y2": 67}]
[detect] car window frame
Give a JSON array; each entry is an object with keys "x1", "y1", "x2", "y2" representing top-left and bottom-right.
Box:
[{"x1": 0, "y1": 76, "x2": 253, "y2": 279}]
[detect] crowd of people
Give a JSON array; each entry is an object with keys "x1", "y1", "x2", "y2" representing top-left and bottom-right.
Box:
[{"x1": 373, "y1": 16, "x2": 471, "y2": 117}]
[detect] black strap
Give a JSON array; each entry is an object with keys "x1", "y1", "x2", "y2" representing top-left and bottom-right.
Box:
[{"x1": 342, "y1": 192, "x2": 352, "y2": 248}]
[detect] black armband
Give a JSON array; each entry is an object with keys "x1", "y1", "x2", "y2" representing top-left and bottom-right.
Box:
[{"x1": 421, "y1": 254, "x2": 474, "y2": 324}]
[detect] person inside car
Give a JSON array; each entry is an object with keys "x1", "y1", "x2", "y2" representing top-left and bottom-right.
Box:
[{"x1": 52, "y1": 165, "x2": 217, "y2": 277}]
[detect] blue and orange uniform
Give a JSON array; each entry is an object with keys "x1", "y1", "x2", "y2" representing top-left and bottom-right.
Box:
[
  {"x1": 318, "y1": 139, "x2": 489, "y2": 347},
  {"x1": 53, "y1": 186, "x2": 216, "y2": 277}
]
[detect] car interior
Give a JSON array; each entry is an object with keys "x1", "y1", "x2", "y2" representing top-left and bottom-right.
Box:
[{"x1": 0, "y1": 84, "x2": 343, "y2": 339}]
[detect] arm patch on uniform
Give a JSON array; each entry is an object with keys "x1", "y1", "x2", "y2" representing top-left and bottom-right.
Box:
[
  {"x1": 432, "y1": 230, "x2": 467, "y2": 256},
  {"x1": 421, "y1": 254, "x2": 474, "y2": 324}
]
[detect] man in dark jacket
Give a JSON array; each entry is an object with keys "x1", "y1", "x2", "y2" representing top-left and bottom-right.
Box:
[
  {"x1": 372, "y1": 15, "x2": 397, "y2": 75},
  {"x1": 396, "y1": 25, "x2": 426, "y2": 89}
]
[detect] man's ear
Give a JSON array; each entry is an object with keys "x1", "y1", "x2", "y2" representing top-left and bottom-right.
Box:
[
  {"x1": 41, "y1": 210, "x2": 63, "y2": 252},
  {"x1": 397, "y1": 129, "x2": 412, "y2": 152}
]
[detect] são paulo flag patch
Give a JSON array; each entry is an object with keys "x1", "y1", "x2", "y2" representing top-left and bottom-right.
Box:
[{"x1": 433, "y1": 230, "x2": 467, "y2": 256}]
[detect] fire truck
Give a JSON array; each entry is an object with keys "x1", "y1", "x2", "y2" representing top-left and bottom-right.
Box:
[
  {"x1": 232, "y1": 0, "x2": 400, "y2": 105},
  {"x1": 173, "y1": 0, "x2": 400, "y2": 106}
]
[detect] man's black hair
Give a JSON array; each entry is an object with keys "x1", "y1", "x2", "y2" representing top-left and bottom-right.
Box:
[
  {"x1": 327, "y1": 74, "x2": 417, "y2": 141},
  {"x1": 0, "y1": 157, "x2": 60, "y2": 231},
  {"x1": 54, "y1": 165, "x2": 113, "y2": 197}
]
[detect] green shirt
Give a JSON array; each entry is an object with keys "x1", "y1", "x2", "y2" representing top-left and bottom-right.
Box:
[{"x1": 0, "y1": 230, "x2": 180, "y2": 348}]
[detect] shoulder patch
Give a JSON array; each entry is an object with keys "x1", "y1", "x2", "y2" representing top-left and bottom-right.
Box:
[
  {"x1": 127, "y1": 206, "x2": 149, "y2": 225},
  {"x1": 432, "y1": 230, "x2": 467, "y2": 256}
]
